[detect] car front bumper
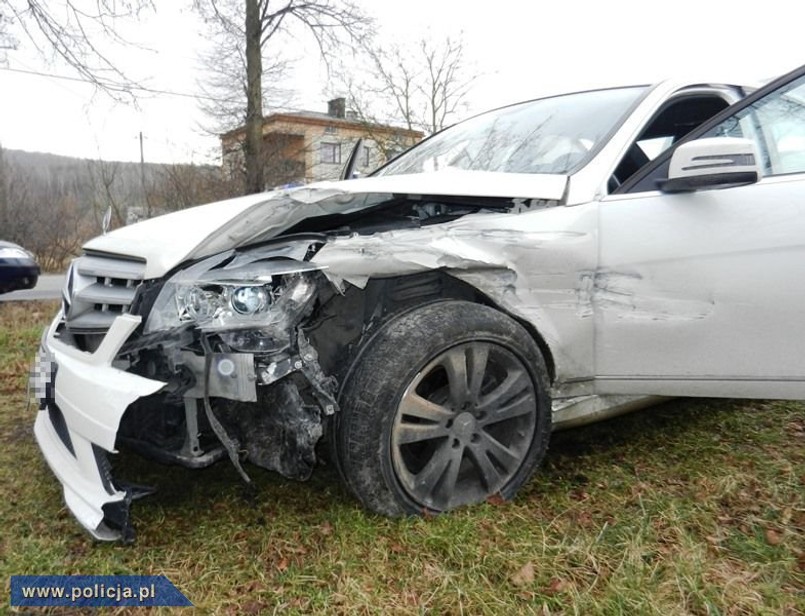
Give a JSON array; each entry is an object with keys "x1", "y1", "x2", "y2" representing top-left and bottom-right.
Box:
[{"x1": 33, "y1": 312, "x2": 165, "y2": 541}]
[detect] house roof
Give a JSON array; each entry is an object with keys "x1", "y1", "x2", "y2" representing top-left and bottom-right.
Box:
[{"x1": 220, "y1": 109, "x2": 423, "y2": 141}]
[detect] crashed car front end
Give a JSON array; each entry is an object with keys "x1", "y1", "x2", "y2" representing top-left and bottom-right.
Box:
[
  {"x1": 31, "y1": 83, "x2": 665, "y2": 539},
  {"x1": 33, "y1": 234, "x2": 342, "y2": 541},
  {"x1": 31, "y1": 172, "x2": 658, "y2": 539}
]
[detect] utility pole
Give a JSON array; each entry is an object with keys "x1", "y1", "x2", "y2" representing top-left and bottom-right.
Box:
[
  {"x1": 0, "y1": 142, "x2": 8, "y2": 231},
  {"x1": 138, "y1": 131, "x2": 150, "y2": 218}
]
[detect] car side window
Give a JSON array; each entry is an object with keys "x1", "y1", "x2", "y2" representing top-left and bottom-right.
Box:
[
  {"x1": 704, "y1": 74, "x2": 805, "y2": 176},
  {"x1": 609, "y1": 94, "x2": 731, "y2": 191}
]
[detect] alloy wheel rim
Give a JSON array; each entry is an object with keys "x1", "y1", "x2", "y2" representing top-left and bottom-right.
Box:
[{"x1": 391, "y1": 341, "x2": 537, "y2": 510}]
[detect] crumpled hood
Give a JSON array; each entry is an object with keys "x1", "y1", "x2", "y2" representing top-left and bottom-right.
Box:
[{"x1": 83, "y1": 170, "x2": 567, "y2": 279}]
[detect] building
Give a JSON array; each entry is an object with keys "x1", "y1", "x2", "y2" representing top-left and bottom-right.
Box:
[{"x1": 220, "y1": 98, "x2": 423, "y2": 188}]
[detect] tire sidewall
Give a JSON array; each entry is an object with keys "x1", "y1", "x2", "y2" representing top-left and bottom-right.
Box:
[{"x1": 336, "y1": 300, "x2": 551, "y2": 516}]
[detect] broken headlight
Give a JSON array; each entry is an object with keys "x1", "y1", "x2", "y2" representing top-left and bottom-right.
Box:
[
  {"x1": 230, "y1": 286, "x2": 269, "y2": 315},
  {"x1": 145, "y1": 251, "x2": 321, "y2": 339},
  {"x1": 176, "y1": 283, "x2": 275, "y2": 326}
]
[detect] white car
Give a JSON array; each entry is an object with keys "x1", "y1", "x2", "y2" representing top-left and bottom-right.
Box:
[{"x1": 32, "y1": 64, "x2": 805, "y2": 541}]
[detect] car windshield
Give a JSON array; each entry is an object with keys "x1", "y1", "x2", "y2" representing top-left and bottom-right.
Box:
[{"x1": 377, "y1": 86, "x2": 647, "y2": 177}]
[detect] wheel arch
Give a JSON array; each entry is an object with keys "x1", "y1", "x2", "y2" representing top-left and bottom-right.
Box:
[{"x1": 307, "y1": 270, "x2": 556, "y2": 386}]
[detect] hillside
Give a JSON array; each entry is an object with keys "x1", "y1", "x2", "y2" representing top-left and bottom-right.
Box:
[
  {"x1": 0, "y1": 148, "x2": 232, "y2": 269},
  {"x1": 3, "y1": 149, "x2": 210, "y2": 211}
]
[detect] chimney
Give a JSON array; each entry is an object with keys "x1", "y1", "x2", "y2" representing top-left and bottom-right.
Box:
[{"x1": 327, "y1": 97, "x2": 346, "y2": 119}]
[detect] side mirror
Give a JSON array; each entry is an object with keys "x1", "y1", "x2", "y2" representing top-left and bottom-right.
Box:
[{"x1": 658, "y1": 137, "x2": 761, "y2": 193}]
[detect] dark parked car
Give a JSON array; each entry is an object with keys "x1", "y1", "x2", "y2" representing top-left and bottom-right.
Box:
[{"x1": 0, "y1": 241, "x2": 39, "y2": 294}]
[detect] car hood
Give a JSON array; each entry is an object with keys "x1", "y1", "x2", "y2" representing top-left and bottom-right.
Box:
[{"x1": 83, "y1": 170, "x2": 567, "y2": 279}]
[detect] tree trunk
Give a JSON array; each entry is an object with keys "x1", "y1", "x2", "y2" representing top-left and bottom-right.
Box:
[{"x1": 244, "y1": 0, "x2": 264, "y2": 194}]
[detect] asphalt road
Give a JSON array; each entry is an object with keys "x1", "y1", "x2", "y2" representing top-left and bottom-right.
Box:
[{"x1": 0, "y1": 274, "x2": 64, "y2": 302}]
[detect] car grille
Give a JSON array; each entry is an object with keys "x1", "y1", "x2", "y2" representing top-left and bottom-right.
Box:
[{"x1": 62, "y1": 251, "x2": 146, "y2": 339}]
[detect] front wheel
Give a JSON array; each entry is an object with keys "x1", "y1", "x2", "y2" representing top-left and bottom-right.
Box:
[{"x1": 335, "y1": 301, "x2": 551, "y2": 516}]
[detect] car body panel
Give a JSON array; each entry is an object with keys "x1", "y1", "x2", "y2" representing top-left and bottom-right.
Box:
[
  {"x1": 84, "y1": 171, "x2": 568, "y2": 279},
  {"x1": 597, "y1": 173, "x2": 805, "y2": 397},
  {"x1": 83, "y1": 193, "x2": 269, "y2": 279},
  {"x1": 33, "y1": 313, "x2": 165, "y2": 540},
  {"x1": 34, "y1": 410, "x2": 126, "y2": 540},
  {"x1": 312, "y1": 202, "x2": 599, "y2": 387},
  {"x1": 46, "y1": 314, "x2": 166, "y2": 451}
]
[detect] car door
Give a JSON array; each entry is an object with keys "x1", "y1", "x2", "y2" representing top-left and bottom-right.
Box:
[{"x1": 594, "y1": 68, "x2": 805, "y2": 399}]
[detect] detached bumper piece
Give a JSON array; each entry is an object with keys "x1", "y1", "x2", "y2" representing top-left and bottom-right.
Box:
[{"x1": 32, "y1": 314, "x2": 165, "y2": 541}]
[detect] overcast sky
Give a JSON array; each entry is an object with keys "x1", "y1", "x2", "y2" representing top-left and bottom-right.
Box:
[{"x1": 1, "y1": 0, "x2": 803, "y2": 164}]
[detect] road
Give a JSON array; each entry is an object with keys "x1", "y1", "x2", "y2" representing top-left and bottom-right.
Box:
[{"x1": 0, "y1": 274, "x2": 64, "y2": 302}]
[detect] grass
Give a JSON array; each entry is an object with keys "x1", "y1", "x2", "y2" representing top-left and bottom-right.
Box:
[{"x1": 1, "y1": 301, "x2": 803, "y2": 614}]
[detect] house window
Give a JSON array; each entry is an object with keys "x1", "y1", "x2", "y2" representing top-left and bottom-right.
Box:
[
  {"x1": 321, "y1": 142, "x2": 341, "y2": 164},
  {"x1": 362, "y1": 144, "x2": 372, "y2": 167}
]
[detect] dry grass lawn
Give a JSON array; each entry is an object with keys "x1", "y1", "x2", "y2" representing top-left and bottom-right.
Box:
[{"x1": 1, "y1": 301, "x2": 803, "y2": 614}]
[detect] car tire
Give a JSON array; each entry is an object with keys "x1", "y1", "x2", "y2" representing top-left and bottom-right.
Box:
[{"x1": 335, "y1": 300, "x2": 551, "y2": 516}]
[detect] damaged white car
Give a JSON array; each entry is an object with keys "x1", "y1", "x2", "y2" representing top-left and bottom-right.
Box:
[{"x1": 33, "y1": 64, "x2": 805, "y2": 541}]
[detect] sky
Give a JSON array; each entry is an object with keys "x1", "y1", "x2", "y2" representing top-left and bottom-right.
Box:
[{"x1": 1, "y1": 0, "x2": 803, "y2": 165}]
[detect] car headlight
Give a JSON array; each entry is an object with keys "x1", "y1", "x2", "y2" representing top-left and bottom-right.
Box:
[
  {"x1": 145, "y1": 254, "x2": 322, "y2": 336},
  {"x1": 230, "y1": 286, "x2": 269, "y2": 315},
  {"x1": 173, "y1": 283, "x2": 276, "y2": 324}
]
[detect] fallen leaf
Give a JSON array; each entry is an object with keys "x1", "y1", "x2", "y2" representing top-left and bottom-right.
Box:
[
  {"x1": 319, "y1": 521, "x2": 333, "y2": 536},
  {"x1": 511, "y1": 562, "x2": 535, "y2": 586},
  {"x1": 575, "y1": 511, "x2": 593, "y2": 527},
  {"x1": 241, "y1": 580, "x2": 265, "y2": 594},
  {"x1": 241, "y1": 601, "x2": 267, "y2": 615},
  {"x1": 765, "y1": 529, "x2": 782, "y2": 546},
  {"x1": 277, "y1": 557, "x2": 289, "y2": 572},
  {"x1": 546, "y1": 578, "x2": 569, "y2": 594},
  {"x1": 486, "y1": 493, "x2": 506, "y2": 506}
]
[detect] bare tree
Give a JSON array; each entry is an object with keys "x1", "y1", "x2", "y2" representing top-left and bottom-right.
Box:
[
  {"x1": 148, "y1": 162, "x2": 240, "y2": 213},
  {"x1": 86, "y1": 159, "x2": 129, "y2": 230},
  {"x1": 337, "y1": 34, "x2": 473, "y2": 137},
  {"x1": 0, "y1": 10, "x2": 15, "y2": 59},
  {"x1": 0, "y1": 0, "x2": 153, "y2": 96},
  {"x1": 194, "y1": 0, "x2": 371, "y2": 195},
  {"x1": 196, "y1": 3, "x2": 292, "y2": 133},
  {"x1": 0, "y1": 151, "x2": 93, "y2": 269}
]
